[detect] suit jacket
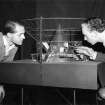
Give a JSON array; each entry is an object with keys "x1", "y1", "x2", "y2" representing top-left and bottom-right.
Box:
[
  {"x1": 95, "y1": 52, "x2": 105, "y2": 62},
  {"x1": 0, "y1": 32, "x2": 18, "y2": 62},
  {"x1": 94, "y1": 52, "x2": 105, "y2": 87}
]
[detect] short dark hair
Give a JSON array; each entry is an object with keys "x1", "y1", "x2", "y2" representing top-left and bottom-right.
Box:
[
  {"x1": 82, "y1": 17, "x2": 105, "y2": 33},
  {"x1": 3, "y1": 20, "x2": 24, "y2": 35}
]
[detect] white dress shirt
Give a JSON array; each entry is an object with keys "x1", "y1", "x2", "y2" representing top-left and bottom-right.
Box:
[{"x1": 3, "y1": 36, "x2": 15, "y2": 56}]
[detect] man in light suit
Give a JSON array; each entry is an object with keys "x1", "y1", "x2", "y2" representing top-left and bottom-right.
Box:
[
  {"x1": 75, "y1": 17, "x2": 105, "y2": 100},
  {"x1": 0, "y1": 20, "x2": 25, "y2": 103}
]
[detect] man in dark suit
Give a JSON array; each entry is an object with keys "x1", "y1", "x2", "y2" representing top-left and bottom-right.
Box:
[
  {"x1": 76, "y1": 17, "x2": 105, "y2": 99},
  {"x1": 0, "y1": 20, "x2": 25, "y2": 103}
]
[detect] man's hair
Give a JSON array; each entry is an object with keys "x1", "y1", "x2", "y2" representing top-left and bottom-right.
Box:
[
  {"x1": 83, "y1": 17, "x2": 105, "y2": 33},
  {"x1": 3, "y1": 20, "x2": 24, "y2": 35}
]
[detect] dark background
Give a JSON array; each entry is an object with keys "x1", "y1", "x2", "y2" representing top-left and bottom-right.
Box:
[{"x1": 0, "y1": 0, "x2": 105, "y2": 20}]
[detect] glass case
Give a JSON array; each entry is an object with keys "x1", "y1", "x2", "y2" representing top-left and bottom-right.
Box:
[{"x1": 22, "y1": 17, "x2": 89, "y2": 63}]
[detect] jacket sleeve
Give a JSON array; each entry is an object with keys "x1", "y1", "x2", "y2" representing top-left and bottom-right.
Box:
[
  {"x1": 0, "y1": 33, "x2": 5, "y2": 62},
  {"x1": 95, "y1": 52, "x2": 105, "y2": 62}
]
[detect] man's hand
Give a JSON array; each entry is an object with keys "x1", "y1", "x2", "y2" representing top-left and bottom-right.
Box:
[
  {"x1": 0, "y1": 85, "x2": 5, "y2": 102},
  {"x1": 75, "y1": 46, "x2": 97, "y2": 60}
]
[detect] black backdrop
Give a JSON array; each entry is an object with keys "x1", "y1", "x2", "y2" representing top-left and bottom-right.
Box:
[{"x1": 0, "y1": 0, "x2": 105, "y2": 20}]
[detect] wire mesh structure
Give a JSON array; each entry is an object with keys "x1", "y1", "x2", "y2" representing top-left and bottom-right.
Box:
[{"x1": 22, "y1": 17, "x2": 87, "y2": 63}]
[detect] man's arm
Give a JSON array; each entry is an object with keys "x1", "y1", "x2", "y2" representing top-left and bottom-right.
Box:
[
  {"x1": 75, "y1": 46, "x2": 105, "y2": 62},
  {"x1": 95, "y1": 52, "x2": 105, "y2": 62}
]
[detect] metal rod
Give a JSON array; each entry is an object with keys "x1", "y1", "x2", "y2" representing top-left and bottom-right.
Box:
[
  {"x1": 23, "y1": 17, "x2": 86, "y2": 21},
  {"x1": 56, "y1": 88, "x2": 73, "y2": 105}
]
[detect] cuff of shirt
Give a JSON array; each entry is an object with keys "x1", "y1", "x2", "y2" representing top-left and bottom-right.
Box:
[{"x1": 90, "y1": 51, "x2": 97, "y2": 60}]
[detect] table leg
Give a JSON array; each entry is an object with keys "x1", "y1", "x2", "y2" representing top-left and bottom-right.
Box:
[
  {"x1": 73, "y1": 89, "x2": 76, "y2": 105},
  {"x1": 21, "y1": 88, "x2": 24, "y2": 105}
]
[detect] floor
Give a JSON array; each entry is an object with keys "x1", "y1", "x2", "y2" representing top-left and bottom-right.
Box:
[{"x1": 1, "y1": 85, "x2": 104, "y2": 105}]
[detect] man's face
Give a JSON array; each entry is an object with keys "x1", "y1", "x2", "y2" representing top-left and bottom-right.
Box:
[
  {"x1": 9, "y1": 25, "x2": 25, "y2": 45},
  {"x1": 81, "y1": 24, "x2": 98, "y2": 45}
]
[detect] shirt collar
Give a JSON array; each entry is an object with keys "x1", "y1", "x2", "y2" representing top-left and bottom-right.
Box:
[{"x1": 3, "y1": 36, "x2": 15, "y2": 48}]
